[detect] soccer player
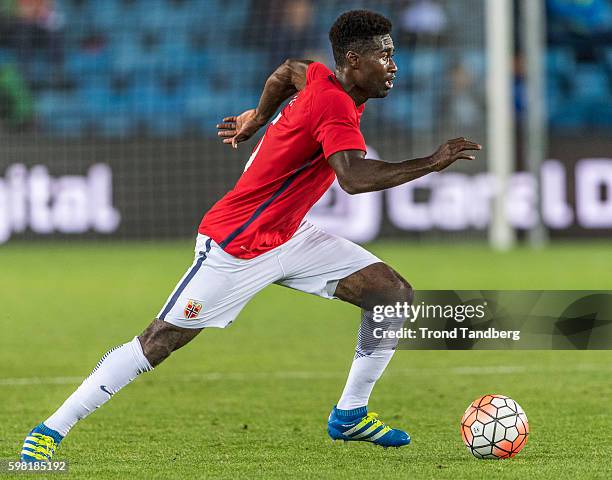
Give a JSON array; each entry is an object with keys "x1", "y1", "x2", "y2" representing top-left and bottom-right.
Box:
[{"x1": 20, "y1": 10, "x2": 480, "y2": 461}]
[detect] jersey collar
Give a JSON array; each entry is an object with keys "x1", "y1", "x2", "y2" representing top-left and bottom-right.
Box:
[{"x1": 328, "y1": 74, "x2": 366, "y2": 113}]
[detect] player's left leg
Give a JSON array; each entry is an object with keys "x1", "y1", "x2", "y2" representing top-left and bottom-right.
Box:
[
  {"x1": 20, "y1": 320, "x2": 201, "y2": 462},
  {"x1": 276, "y1": 221, "x2": 412, "y2": 447},
  {"x1": 20, "y1": 232, "x2": 283, "y2": 461}
]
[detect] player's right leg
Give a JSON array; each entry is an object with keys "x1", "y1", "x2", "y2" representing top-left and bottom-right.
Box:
[
  {"x1": 275, "y1": 222, "x2": 412, "y2": 447},
  {"x1": 328, "y1": 263, "x2": 412, "y2": 448},
  {"x1": 20, "y1": 234, "x2": 282, "y2": 462}
]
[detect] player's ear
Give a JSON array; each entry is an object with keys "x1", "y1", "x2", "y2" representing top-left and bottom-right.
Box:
[{"x1": 345, "y1": 51, "x2": 360, "y2": 69}]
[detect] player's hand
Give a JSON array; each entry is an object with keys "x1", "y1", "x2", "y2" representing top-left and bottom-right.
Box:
[
  {"x1": 216, "y1": 109, "x2": 264, "y2": 149},
  {"x1": 430, "y1": 137, "x2": 482, "y2": 172}
]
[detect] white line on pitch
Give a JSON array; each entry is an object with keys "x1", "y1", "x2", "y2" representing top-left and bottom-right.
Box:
[{"x1": 4, "y1": 363, "x2": 611, "y2": 387}]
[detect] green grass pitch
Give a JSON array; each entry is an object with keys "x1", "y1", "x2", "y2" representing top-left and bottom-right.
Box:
[{"x1": 1, "y1": 241, "x2": 611, "y2": 479}]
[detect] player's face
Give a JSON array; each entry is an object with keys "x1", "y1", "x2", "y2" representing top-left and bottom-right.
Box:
[{"x1": 358, "y1": 34, "x2": 397, "y2": 99}]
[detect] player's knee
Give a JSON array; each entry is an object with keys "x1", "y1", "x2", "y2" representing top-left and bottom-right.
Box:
[
  {"x1": 388, "y1": 277, "x2": 413, "y2": 305},
  {"x1": 138, "y1": 320, "x2": 185, "y2": 367},
  {"x1": 138, "y1": 319, "x2": 202, "y2": 367},
  {"x1": 367, "y1": 273, "x2": 413, "y2": 309},
  {"x1": 138, "y1": 334, "x2": 173, "y2": 367}
]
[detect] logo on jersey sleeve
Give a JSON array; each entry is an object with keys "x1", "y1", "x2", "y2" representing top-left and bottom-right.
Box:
[{"x1": 184, "y1": 300, "x2": 203, "y2": 319}]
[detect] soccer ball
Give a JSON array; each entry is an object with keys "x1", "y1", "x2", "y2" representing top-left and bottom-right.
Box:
[{"x1": 460, "y1": 394, "x2": 529, "y2": 459}]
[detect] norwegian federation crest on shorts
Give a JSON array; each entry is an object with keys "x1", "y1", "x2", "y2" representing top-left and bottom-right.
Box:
[{"x1": 184, "y1": 300, "x2": 202, "y2": 319}]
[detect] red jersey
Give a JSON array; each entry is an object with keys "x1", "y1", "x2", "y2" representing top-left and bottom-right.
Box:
[{"x1": 199, "y1": 62, "x2": 366, "y2": 259}]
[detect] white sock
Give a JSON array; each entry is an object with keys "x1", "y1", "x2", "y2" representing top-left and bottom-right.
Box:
[
  {"x1": 45, "y1": 336, "x2": 153, "y2": 437},
  {"x1": 336, "y1": 350, "x2": 395, "y2": 410},
  {"x1": 337, "y1": 311, "x2": 402, "y2": 410}
]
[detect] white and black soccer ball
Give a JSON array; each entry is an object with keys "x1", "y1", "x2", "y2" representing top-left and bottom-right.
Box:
[{"x1": 460, "y1": 394, "x2": 529, "y2": 459}]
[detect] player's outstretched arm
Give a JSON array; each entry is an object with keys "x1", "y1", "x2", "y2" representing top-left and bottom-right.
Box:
[
  {"x1": 328, "y1": 138, "x2": 482, "y2": 194},
  {"x1": 217, "y1": 59, "x2": 313, "y2": 148}
]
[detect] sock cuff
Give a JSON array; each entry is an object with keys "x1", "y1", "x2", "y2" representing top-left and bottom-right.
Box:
[
  {"x1": 129, "y1": 336, "x2": 153, "y2": 373},
  {"x1": 39, "y1": 423, "x2": 64, "y2": 442},
  {"x1": 334, "y1": 405, "x2": 368, "y2": 418}
]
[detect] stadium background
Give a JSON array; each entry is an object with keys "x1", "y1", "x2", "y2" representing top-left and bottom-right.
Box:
[
  {"x1": 1, "y1": 1, "x2": 612, "y2": 479},
  {"x1": 1, "y1": 0, "x2": 611, "y2": 244}
]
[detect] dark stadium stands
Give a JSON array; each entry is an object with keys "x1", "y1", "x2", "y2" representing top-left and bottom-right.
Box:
[{"x1": 0, "y1": 0, "x2": 610, "y2": 137}]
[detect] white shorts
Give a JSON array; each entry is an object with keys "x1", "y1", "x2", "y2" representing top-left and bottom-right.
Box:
[{"x1": 157, "y1": 221, "x2": 381, "y2": 329}]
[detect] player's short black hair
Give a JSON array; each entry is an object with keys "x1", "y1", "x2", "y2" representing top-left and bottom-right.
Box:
[{"x1": 329, "y1": 10, "x2": 392, "y2": 67}]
